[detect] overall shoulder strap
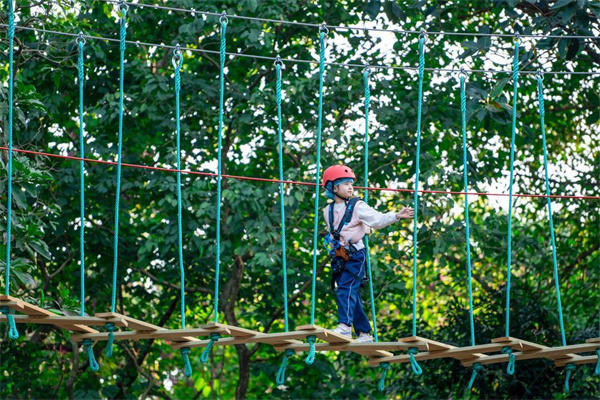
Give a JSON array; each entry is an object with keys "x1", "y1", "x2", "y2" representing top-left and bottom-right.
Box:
[
  {"x1": 328, "y1": 203, "x2": 335, "y2": 232},
  {"x1": 333, "y1": 197, "x2": 362, "y2": 235}
]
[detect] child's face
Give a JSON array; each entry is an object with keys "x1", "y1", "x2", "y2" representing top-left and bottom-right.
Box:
[{"x1": 334, "y1": 181, "x2": 354, "y2": 199}]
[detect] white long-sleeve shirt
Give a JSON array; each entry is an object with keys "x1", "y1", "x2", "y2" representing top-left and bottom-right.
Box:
[{"x1": 323, "y1": 200, "x2": 398, "y2": 251}]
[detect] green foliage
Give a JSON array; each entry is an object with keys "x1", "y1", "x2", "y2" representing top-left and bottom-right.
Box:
[{"x1": 0, "y1": 0, "x2": 598, "y2": 399}]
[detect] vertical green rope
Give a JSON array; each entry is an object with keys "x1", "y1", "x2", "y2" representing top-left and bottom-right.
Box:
[
  {"x1": 503, "y1": 34, "x2": 519, "y2": 376},
  {"x1": 274, "y1": 58, "x2": 295, "y2": 384},
  {"x1": 306, "y1": 25, "x2": 327, "y2": 367},
  {"x1": 467, "y1": 362, "x2": 484, "y2": 390},
  {"x1": 305, "y1": 335, "x2": 317, "y2": 364},
  {"x1": 309, "y1": 25, "x2": 328, "y2": 327},
  {"x1": 505, "y1": 35, "x2": 519, "y2": 337},
  {"x1": 594, "y1": 349, "x2": 599, "y2": 375},
  {"x1": 83, "y1": 338, "x2": 99, "y2": 372},
  {"x1": 77, "y1": 34, "x2": 86, "y2": 318},
  {"x1": 378, "y1": 362, "x2": 390, "y2": 391},
  {"x1": 460, "y1": 73, "x2": 483, "y2": 388},
  {"x1": 410, "y1": 34, "x2": 425, "y2": 338},
  {"x1": 362, "y1": 67, "x2": 379, "y2": 343},
  {"x1": 363, "y1": 67, "x2": 389, "y2": 390},
  {"x1": 105, "y1": 2, "x2": 128, "y2": 359},
  {"x1": 406, "y1": 33, "x2": 426, "y2": 376},
  {"x1": 110, "y1": 1, "x2": 128, "y2": 314},
  {"x1": 4, "y1": 0, "x2": 15, "y2": 297},
  {"x1": 408, "y1": 347, "x2": 423, "y2": 375},
  {"x1": 2, "y1": 0, "x2": 18, "y2": 340},
  {"x1": 172, "y1": 45, "x2": 192, "y2": 377},
  {"x1": 213, "y1": 13, "x2": 228, "y2": 325},
  {"x1": 275, "y1": 59, "x2": 289, "y2": 333},
  {"x1": 276, "y1": 348, "x2": 295, "y2": 386},
  {"x1": 536, "y1": 70, "x2": 573, "y2": 392},
  {"x1": 201, "y1": 13, "x2": 228, "y2": 364}
]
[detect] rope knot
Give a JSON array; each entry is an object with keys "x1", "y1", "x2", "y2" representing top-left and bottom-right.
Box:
[
  {"x1": 407, "y1": 347, "x2": 423, "y2": 375},
  {"x1": 105, "y1": 322, "x2": 116, "y2": 357},
  {"x1": 305, "y1": 335, "x2": 317, "y2": 365},
  {"x1": 200, "y1": 332, "x2": 220, "y2": 364},
  {"x1": 378, "y1": 362, "x2": 391, "y2": 391},
  {"x1": 180, "y1": 347, "x2": 193, "y2": 377},
  {"x1": 467, "y1": 362, "x2": 484, "y2": 390},
  {"x1": 564, "y1": 363, "x2": 576, "y2": 393},
  {"x1": 1, "y1": 306, "x2": 19, "y2": 340},
  {"x1": 275, "y1": 349, "x2": 295, "y2": 385},
  {"x1": 501, "y1": 346, "x2": 515, "y2": 375},
  {"x1": 82, "y1": 338, "x2": 99, "y2": 371}
]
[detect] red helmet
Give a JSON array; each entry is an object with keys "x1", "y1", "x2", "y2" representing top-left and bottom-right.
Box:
[{"x1": 322, "y1": 165, "x2": 356, "y2": 187}]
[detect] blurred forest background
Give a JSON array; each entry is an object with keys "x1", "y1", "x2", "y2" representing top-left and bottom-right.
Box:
[{"x1": 0, "y1": 0, "x2": 599, "y2": 398}]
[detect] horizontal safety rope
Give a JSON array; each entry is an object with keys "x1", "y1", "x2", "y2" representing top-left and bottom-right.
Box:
[
  {"x1": 99, "y1": 0, "x2": 600, "y2": 40},
  {"x1": 2, "y1": 147, "x2": 597, "y2": 200},
  {"x1": 3, "y1": 24, "x2": 600, "y2": 76}
]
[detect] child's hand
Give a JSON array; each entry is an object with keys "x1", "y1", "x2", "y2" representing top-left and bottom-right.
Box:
[{"x1": 396, "y1": 207, "x2": 415, "y2": 220}]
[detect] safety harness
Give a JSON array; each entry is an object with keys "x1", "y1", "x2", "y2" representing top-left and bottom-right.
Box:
[{"x1": 324, "y1": 197, "x2": 369, "y2": 291}]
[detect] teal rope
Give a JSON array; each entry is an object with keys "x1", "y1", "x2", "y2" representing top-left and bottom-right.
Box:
[
  {"x1": 536, "y1": 73, "x2": 568, "y2": 347},
  {"x1": 200, "y1": 332, "x2": 220, "y2": 364},
  {"x1": 564, "y1": 363, "x2": 575, "y2": 393},
  {"x1": 275, "y1": 349, "x2": 295, "y2": 385},
  {"x1": 505, "y1": 35, "x2": 519, "y2": 338},
  {"x1": 407, "y1": 347, "x2": 423, "y2": 375},
  {"x1": 174, "y1": 49, "x2": 185, "y2": 329},
  {"x1": 213, "y1": 16, "x2": 227, "y2": 324},
  {"x1": 4, "y1": 0, "x2": 15, "y2": 297},
  {"x1": 594, "y1": 348, "x2": 599, "y2": 375},
  {"x1": 501, "y1": 346, "x2": 515, "y2": 375},
  {"x1": 378, "y1": 362, "x2": 390, "y2": 391},
  {"x1": 467, "y1": 362, "x2": 483, "y2": 390},
  {"x1": 460, "y1": 75, "x2": 475, "y2": 348},
  {"x1": 77, "y1": 34, "x2": 86, "y2": 318},
  {"x1": 309, "y1": 28, "x2": 327, "y2": 326},
  {"x1": 180, "y1": 347, "x2": 192, "y2": 377},
  {"x1": 0, "y1": 306, "x2": 18, "y2": 339},
  {"x1": 173, "y1": 46, "x2": 190, "y2": 376},
  {"x1": 275, "y1": 60, "x2": 289, "y2": 333},
  {"x1": 110, "y1": 3, "x2": 128, "y2": 314},
  {"x1": 274, "y1": 60, "x2": 296, "y2": 385},
  {"x1": 537, "y1": 72, "x2": 574, "y2": 393},
  {"x1": 83, "y1": 338, "x2": 99, "y2": 372},
  {"x1": 362, "y1": 67, "x2": 378, "y2": 342},
  {"x1": 305, "y1": 335, "x2": 317, "y2": 365},
  {"x1": 461, "y1": 74, "x2": 483, "y2": 388},
  {"x1": 105, "y1": 322, "x2": 115, "y2": 357},
  {"x1": 411, "y1": 35, "x2": 426, "y2": 337}
]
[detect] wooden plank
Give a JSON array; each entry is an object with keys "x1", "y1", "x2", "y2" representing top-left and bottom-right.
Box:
[
  {"x1": 492, "y1": 337, "x2": 547, "y2": 351},
  {"x1": 368, "y1": 349, "x2": 486, "y2": 366},
  {"x1": 461, "y1": 347, "x2": 581, "y2": 367},
  {"x1": 542, "y1": 343, "x2": 600, "y2": 357},
  {"x1": 200, "y1": 322, "x2": 258, "y2": 338},
  {"x1": 68, "y1": 324, "x2": 100, "y2": 333},
  {"x1": 274, "y1": 342, "x2": 393, "y2": 357},
  {"x1": 296, "y1": 324, "x2": 318, "y2": 331},
  {"x1": 96, "y1": 312, "x2": 159, "y2": 331},
  {"x1": 171, "y1": 334, "x2": 304, "y2": 349},
  {"x1": 0, "y1": 296, "x2": 100, "y2": 333},
  {"x1": 399, "y1": 336, "x2": 455, "y2": 351},
  {"x1": 71, "y1": 326, "x2": 234, "y2": 342},
  {"x1": 0, "y1": 315, "x2": 126, "y2": 327},
  {"x1": 585, "y1": 337, "x2": 600, "y2": 344},
  {"x1": 555, "y1": 355, "x2": 596, "y2": 367}
]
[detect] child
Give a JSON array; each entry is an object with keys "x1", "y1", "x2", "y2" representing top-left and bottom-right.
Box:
[{"x1": 322, "y1": 164, "x2": 414, "y2": 343}]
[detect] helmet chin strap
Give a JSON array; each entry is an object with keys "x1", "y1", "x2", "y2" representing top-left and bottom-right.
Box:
[{"x1": 334, "y1": 192, "x2": 351, "y2": 202}]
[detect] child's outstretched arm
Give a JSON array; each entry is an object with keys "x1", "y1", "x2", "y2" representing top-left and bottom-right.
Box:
[{"x1": 356, "y1": 201, "x2": 414, "y2": 229}]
